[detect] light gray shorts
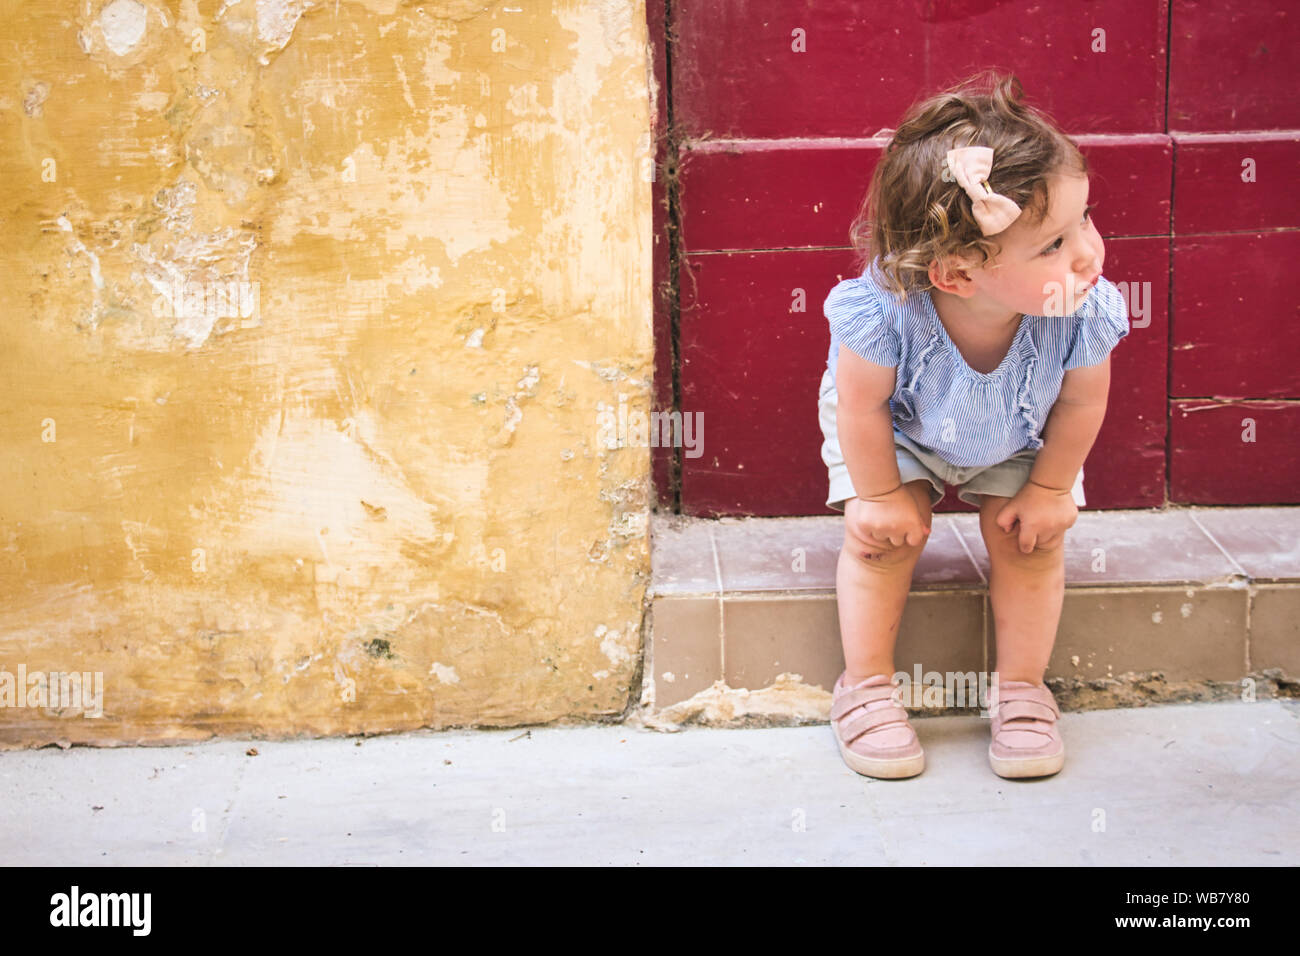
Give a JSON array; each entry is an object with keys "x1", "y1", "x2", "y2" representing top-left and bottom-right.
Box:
[{"x1": 817, "y1": 368, "x2": 1086, "y2": 513}]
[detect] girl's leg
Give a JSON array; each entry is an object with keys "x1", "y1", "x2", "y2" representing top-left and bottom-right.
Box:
[
  {"x1": 837, "y1": 479, "x2": 934, "y2": 685},
  {"x1": 977, "y1": 493, "x2": 1066, "y2": 683}
]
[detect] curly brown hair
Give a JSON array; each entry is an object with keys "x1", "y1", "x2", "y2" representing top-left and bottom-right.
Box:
[{"x1": 848, "y1": 71, "x2": 1089, "y2": 302}]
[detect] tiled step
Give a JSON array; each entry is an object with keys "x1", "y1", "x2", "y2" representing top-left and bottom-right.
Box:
[{"x1": 647, "y1": 508, "x2": 1300, "y2": 718}]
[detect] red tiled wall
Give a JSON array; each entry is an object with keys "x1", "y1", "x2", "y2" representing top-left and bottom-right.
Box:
[
  {"x1": 1166, "y1": 0, "x2": 1300, "y2": 505},
  {"x1": 651, "y1": 0, "x2": 1300, "y2": 515}
]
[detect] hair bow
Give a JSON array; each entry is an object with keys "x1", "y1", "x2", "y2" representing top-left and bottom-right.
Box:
[{"x1": 945, "y1": 146, "x2": 1022, "y2": 236}]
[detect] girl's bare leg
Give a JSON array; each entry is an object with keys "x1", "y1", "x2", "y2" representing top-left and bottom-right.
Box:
[
  {"x1": 978, "y1": 493, "x2": 1066, "y2": 683},
  {"x1": 836, "y1": 480, "x2": 934, "y2": 685}
]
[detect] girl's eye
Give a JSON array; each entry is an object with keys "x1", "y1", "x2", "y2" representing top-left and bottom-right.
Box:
[{"x1": 1040, "y1": 203, "x2": 1096, "y2": 256}]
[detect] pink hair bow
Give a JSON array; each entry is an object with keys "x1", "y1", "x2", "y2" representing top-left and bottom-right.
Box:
[{"x1": 945, "y1": 146, "x2": 1022, "y2": 236}]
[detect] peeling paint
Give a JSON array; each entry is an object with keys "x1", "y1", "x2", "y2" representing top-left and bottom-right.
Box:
[
  {"x1": 429, "y1": 662, "x2": 460, "y2": 684},
  {"x1": 597, "y1": 622, "x2": 635, "y2": 667},
  {"x1": 57, "y1": 216, "x2": 106, "y2": 328},
  {"x1": 100, "y1": 0, "x2": 149, "y2": 56},
  {"x1": 131, "y1": 223, "x2": 258, "y2": 349},
  {"x1": 255, "y1": 0, "x2": 312, "y2": 51},
  {"x1": 23, "y1": 80, "x2": 50, "y2": 117}
]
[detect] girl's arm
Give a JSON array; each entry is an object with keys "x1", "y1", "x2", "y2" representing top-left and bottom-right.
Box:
[
  {"x1": 1028, "y1": 357, "x2": 1112, "y2": 493},
  {"x1": 836, "y1": 344, "x2": 905, "y2": 498}
]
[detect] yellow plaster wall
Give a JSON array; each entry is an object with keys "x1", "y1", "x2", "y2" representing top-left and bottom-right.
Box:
[{"x1": 0, "y1": 0, "x2": 654, "y2": 746}]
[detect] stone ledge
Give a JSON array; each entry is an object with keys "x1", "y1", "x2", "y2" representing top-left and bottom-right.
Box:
[{"x1": 645, "y1": 507, "x2": 1300, "y2": 719}]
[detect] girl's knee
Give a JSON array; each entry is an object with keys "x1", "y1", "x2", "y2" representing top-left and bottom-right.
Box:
[
  {"x1": 984, "y1": 531, "x2": 1064, "y2": 566},
  {"x1": 842, "y1": 535, "x2": 925, "y2": 570}
]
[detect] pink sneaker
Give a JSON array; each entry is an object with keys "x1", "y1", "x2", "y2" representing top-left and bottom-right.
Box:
[
  {"x1": 988, "y1": 679, "x2": 1065, "y2": 778},
  {"x1": 830, "y1": 672, "x2": 925, "y2": 778}
]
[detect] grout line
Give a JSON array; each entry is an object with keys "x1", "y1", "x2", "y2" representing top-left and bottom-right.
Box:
[
  {"x1": 660, "y1": 0, "x2": 683, "y2": 513},
  {"x1": 982, "y1": 591, "x2": 991, "y2": 698},
  {"x1": 691, "y1": 231, "x2": 1163, "y2": 253},
  {"x1": 1244, "y1": 589, "x2": 1253, "y2": 675},
  {"x1": 706, "y1": 523, "x2": 725, "y2": 677},
  {"x1": 677, "y1": 586, "x2": 984, "y2": 600},
  {"x1": 653, "y1": 580, "x2": 1274, "y2": 599},
  {"x1": 673, "y1": 227, "x2": 1300, "y2": 259}
]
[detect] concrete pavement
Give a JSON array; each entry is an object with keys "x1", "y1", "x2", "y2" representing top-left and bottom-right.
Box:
[{"x1": 2, "y1": 698, "x2": 1297, "y2": 865}]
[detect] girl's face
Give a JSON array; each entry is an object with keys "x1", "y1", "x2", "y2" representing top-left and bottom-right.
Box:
[{"x1": 963, "y1": 170, "x2": 1105, "y2": 319}]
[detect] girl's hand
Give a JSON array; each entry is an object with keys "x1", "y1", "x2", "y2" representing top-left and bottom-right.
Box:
[
  {"x1": 995, "y1": 479, "x2": 1078, "y2": 553},
  {"x1": 845, "y1": 485, "x2": 931, "y2": 560}
]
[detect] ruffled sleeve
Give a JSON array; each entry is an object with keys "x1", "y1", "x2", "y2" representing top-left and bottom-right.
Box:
[
  {"x1": 1063, "y1": 277, "x2": 1131, "y2": 370},
  {"x1": 824, "y1": 274, "x2": 900, "y2": 368}
]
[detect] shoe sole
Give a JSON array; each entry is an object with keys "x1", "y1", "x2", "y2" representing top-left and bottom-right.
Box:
[
  {"x1": 835, "y1": 732, "x2": 925, "y2": 779},
  {"x1": 987, "y1": 743, "x2": 1065, "y2": 779}
]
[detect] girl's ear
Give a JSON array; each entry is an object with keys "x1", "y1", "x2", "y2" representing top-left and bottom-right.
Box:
[{"x1": 928, "y1": 254, "x2": 975, "y2": 294}]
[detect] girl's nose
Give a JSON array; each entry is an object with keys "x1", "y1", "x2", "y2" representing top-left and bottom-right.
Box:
[
  {"x1": 1073, "y1": 247, "x2": 1101, "y2": 276},
  {"x1": 1074, "y1": 236, "x2": 1103, "y2": 273}
]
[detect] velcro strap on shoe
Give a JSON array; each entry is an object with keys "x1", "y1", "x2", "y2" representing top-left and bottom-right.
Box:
[
  {"x1": 993, "y1": 721, "x2": 1055, "y2": 742},
  {"x1": 994, "y1": 700, "x2": 1058, "y2": 725},
  {"x1": 994, "y1": 685, "x2": 1060, "y2": 718},
  {"x1": 838, "y1": 705, "x2": 909, "y2": 745},
  {"x1": 830, "y1": 683, "x2": 899, "y2": 721}
]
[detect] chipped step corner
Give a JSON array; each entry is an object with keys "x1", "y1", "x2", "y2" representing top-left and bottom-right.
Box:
[{"x1": 629, "y1": 672, "x2": 832, "y2": 731}]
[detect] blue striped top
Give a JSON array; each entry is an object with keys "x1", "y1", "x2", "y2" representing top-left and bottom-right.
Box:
[{"x1": 823, "y1": 260, "x2": 1131, "y2": 468}]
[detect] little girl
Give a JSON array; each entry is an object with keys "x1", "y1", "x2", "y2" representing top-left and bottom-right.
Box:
[{"x1": 818, "y1": 72, "x2": 1130, "y2": 781}]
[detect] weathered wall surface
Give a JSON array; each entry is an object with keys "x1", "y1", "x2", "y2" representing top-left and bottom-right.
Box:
[{"x1": 0, "y1": 0, "x2": 654, "y2": 746}]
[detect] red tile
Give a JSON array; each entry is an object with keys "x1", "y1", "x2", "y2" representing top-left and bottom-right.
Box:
[
  {"x1": 1077, "y1": 136, "x2": 1173, "y2": 240},
  {"x1": 1171, "y1": 233, "x2": 1300, "y2": 398},
  {"x1": 679, "y1": 249, "x2": 850, "y2": 517},
  {"x1": 677, "y1": 135, "x2": 1171, "y2": 254},
  {"x1": 1170, "y1": 401, "x2": 1300, "y2": 504},
  {"x1": 672, "y1": 0, "x2": 1168, "y2": 139},
  {"x1": 677, "y1": 140, "x2": 883, "y2": 253},
  {"x1": 1173, "y1": 133, "x2": 1300, "y2": 234},
  {"x1": 1169, "y1": 0, "x2": 1300, "y2": 132}
]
